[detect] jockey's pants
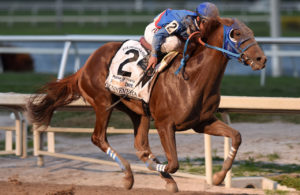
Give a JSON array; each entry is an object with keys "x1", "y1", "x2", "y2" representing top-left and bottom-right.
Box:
[{"x1": 144, "y1": 22, "x2": 182, "y2": 53}]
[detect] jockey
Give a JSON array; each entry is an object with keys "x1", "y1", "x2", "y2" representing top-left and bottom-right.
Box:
[{"x1": 145, "y1": 2, "x2": 219, "y2": 70}]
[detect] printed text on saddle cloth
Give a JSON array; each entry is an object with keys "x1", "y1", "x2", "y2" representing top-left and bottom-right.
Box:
[{"x1": 105, "y1": 40, "x2": 156, "y2": 103}]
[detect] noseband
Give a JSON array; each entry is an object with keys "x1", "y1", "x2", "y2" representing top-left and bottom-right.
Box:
[{"x1": 175, "y1": 22, "x2": 257, "y2": 77}]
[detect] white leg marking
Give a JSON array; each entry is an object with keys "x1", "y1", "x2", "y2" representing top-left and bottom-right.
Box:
[
  {"x1": 231, "y1": 146, "x2": 236, "y2": 152},
  {"x1": 106, "y1": 147, "x2": 111, "y2": 154}
]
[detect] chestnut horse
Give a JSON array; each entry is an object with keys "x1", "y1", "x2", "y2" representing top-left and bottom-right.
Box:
[{"x1": 27, "y1": 17, "x2": 266, "y2": 192}]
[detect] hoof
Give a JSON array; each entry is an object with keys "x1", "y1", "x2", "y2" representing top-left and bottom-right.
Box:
[
  {"x1": 165, "y1": 182, "x2": 178, "y2": 193},
  {"x1": 123, "y1": 174, "x2": 134, "y2": 190},
  {"x1": 213, "y1": 170, "x2": 226, "y2": 185}
]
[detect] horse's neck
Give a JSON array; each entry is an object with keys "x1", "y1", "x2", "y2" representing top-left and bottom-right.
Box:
[{"x1": 189, "y1": 24, "x2": 228, "y2": 96}]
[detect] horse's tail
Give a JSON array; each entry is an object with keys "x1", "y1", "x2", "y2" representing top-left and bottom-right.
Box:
[{"x1": 26, "y1": 70, "x2": 82, "y2": 127}]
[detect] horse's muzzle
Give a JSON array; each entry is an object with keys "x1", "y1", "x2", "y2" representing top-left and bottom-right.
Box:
[
  {"x1": 253, "y1": 55, "x2": 267, "y2": 70},
  {"x1": 242, "y1": 54, "x2": 267, "y2": 70}
]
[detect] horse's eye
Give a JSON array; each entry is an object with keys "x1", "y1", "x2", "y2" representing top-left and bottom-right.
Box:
[{"x1": 229, "y1": 29, "x2": 237, "y2": 43}]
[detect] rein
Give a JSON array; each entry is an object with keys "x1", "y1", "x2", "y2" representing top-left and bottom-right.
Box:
[
  {"x1": 175, "y1": 31, "x2": 199, "y2": 77},
  {"x1": 175, "y1": 24, "x2": 257, "y2": 77}
]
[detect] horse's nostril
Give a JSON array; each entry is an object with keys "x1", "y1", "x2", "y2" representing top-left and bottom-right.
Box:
[
  {"x1": 256, "y1": 57, "x2": 261, "y2": 61},
  {"x1": 257, "y1": 56, "x2": 267, "y2": 64}
]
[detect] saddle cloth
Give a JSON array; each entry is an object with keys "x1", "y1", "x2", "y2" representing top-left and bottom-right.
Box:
[
  {"x1": 105, "y1": 40, "x2": 154, "y2": 103},
  {"x1": 105, "y1": 40, "x2": 179, "y2": 103}
]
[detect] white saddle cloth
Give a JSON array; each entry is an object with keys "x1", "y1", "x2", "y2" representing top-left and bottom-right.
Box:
[{"x1": 105, "y1": 40, "x2": 156, "y2": 103}]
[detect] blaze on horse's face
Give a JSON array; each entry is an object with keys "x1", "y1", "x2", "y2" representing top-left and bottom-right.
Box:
[{"x1": 229, "y1": 19, "x2": 267, "y2": 70}]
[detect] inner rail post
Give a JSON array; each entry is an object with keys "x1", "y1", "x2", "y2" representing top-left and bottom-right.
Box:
[
  {"x1": 204, "y1": 134, "x2": 213, "y2": 185},
  {"x1": 33, "y1": 125, "x2": 45, "y2": 166},
  {"x1": 221, "y1": 112, "x2": 232, "y2": 188}
]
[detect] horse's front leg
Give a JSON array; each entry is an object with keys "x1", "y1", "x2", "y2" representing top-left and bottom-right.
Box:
[
  {"x1": 194, "y1": 119, "x2": 242, "y2": 185},
  {"x1": 155, "y1": 123, "x2": 179, "y2": 174},
  {"x1": 133, "y1": 116, "x2": 178, "y2": 192}
]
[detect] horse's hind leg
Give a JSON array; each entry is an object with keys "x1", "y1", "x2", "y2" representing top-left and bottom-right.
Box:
[
  {"x1": 194, "y1": 119, "x2": 242, "y2": 185},
  {"x1": 91, "y1": 104, "x2": 134, "y2": 189}
]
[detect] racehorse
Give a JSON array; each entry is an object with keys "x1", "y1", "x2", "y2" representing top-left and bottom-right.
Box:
[{"x1": 27, "y1": 16, "x2": 266, "y2": 192}]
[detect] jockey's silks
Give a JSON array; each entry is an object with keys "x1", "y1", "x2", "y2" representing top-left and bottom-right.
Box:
[
  {"x1": 154, "y1": 9, "x2": 196, "y2": 29},
  {"x1": 152, "y1": 9, "x2": 197, "y2": 55}
]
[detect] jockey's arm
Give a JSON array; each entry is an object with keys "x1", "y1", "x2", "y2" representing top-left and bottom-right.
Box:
[
  {"x1": 151, "y1": 27, "x2": 170, "y2": 57},
  {"x1": 147, "y1": 27, "x2": 170, "y2": 70}
]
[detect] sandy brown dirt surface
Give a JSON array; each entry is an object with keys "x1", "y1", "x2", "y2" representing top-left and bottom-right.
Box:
[
  {"x1": 0, "y1": 181, "x2": 218, "y2": 195},
  {"x1": 0, "y1": 155, "x2": 266, "y2": 195},
  {"x1": 1, "y1": 121, "x2": 300, "y2": 194}
]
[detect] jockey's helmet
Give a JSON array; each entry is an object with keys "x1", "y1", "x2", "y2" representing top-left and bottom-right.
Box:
[
  {"x1": 194, "y1": 2, "x2": 219, "y2": 37},
  {"x1": 196, "y1": 2, "x2": 219, "y2": 19}
]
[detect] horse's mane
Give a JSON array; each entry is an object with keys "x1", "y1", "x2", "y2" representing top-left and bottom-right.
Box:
[{"x1": 217, "y1": 16, "x2": 234, "y2": 26}]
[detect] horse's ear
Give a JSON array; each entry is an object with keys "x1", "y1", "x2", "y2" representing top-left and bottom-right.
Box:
[{"x1": 217, "y1": 17, "x2": 234, "y2": 26}]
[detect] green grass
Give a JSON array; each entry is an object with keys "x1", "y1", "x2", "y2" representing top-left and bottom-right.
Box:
[
  {"x1": 51, "y1": 111, "x2": 95, "y2": 128},
  {"x1": 0, "y1": 140, "x2": 5, "y2": 150},
  {"x1": 0, "y1": 22, "x2": 147, "y2": 35},
  {"x1": 222, "y1": 113, "x2": 300, "y2": 124},
  {"x1": 50, "y1": 110, "x2": 135, "y2": 129},
  {"x1": 221, "y1": 75, "x2": 300, "y2": 97},
  {"x1": 51, "y1": 109, "x2": 157, "y2": 131},
  {"x1": 0, "y1": 11, "x2": 299, "y2": 36},
  {"x1": 178, "y1": 157, "x2": 300, "y2": 176},
  {"x1": 0, "y1": 72, "x2": 56, "y2": 93},
  {"x1": 1, "y1": 21, "x2": 298, "y2": 36},
  {"x1": 0, "y1": 140, "x2": 33, "y2": 151},
  {"x1": 270, "y1": 174, "x2": 300, "y2": 191},
  {"x1": 266, "y1": 153, "x2": 281, "y2": 162},
  {"x1": 178, "y1": 157, "x2": 300, "y2": 190},
  {"x1": 265, "y1": 190, "x2": 289, "y2": 195}
]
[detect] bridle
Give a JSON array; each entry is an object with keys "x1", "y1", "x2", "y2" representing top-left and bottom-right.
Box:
[
  {"x1": 221, "y1": 24, "x2": 257, "y2": 67},
  {"x1": 175, "y1": 22, "x2": 258, "y2": 77}
]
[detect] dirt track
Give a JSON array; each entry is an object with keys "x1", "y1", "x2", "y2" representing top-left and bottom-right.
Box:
[
  {"x1": 1, "y1": 121, "x2": 300, "y2": 194},
  {"x1": 0, "y1": 155, "x2": 267, "y2": 195},
  {"x1": 0, "y1": 181, "x2": 218, "y2": 195}
]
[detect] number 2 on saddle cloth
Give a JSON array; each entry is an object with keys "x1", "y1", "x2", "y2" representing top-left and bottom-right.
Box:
[
  {"x1": 105, "y1": 40, "x2": 156, "y2": 105},
  {"x1": 105, "y1": 39, "x2": 178, "y2": 111}
]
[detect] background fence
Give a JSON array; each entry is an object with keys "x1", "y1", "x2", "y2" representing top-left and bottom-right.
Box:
[
  {"x1": 1, "y1": 0, "x2": 298, "y2": 26},
  {"x1": 1, "y1": 0, "x2": 299, "y2": 77},
  {"x1": 0, "y1": 35, "x2": 300, "y2": 84}
]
